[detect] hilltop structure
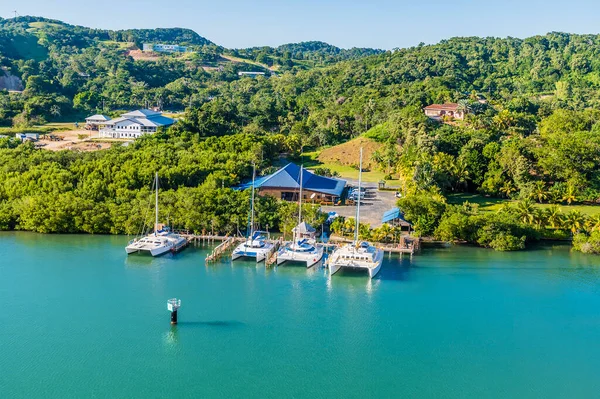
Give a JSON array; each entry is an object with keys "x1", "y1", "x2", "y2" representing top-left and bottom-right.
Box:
[
  {"x1": 98, "y1": 109, "x2": 175, "y2": 139},
  {"x1": 237, "y1": 163, "x2": 346, "y2": 204},
  {"x1": 238, "y1": 71, "x2": 266, "y2": 78},
  {"x1": 142, "y1": 43, "x2": 187, "y2": 53},
  {"x1": 423, "y1": 103, "x2": 465, "y2": 120}
]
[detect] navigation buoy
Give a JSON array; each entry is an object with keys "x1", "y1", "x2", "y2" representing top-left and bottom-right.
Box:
[{"x1": 167, "y1": 298, "x2": 181, "y2": 324}]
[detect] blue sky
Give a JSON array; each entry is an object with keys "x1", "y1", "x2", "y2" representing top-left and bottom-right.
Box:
[{"x1": 5, "y1": 0, "x2": 600, "y2": 49}]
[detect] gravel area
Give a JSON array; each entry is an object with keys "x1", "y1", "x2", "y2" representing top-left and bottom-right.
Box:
[{"x1": 321, "y1": 180, "x2": 399, "y2": 228}]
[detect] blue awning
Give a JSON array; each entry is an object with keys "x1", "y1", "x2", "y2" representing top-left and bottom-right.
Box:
[{"x1": 382, "y1": 207, "x2": 410, "y2": 224}]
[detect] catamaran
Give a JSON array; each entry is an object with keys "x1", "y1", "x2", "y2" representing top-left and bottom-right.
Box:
[
  {"x1": 327, "y1": 148, "x2": 383, "y2": 278},
  {"x1": 125, "y1": 173, "x2": 187, "y2": 256},
  {"x1": 232, "y1": 164, "x2": 275, "y2": 262},
  {"x1": 276, "y1": 166, "x2": 324, "y2": 267}
]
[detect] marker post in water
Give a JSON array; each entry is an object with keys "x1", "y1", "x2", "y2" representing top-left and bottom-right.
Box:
[{"x1": 167, "y1": 298, "x2": 181, "y2": 324}]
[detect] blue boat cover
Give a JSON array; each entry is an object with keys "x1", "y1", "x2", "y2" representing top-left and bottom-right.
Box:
[
  {"x1": 251, "y1": 231, "x2": 262, "y2": 240},
  {"x1": 236, "y1": 163, "x2": 346, "y2": 197}
]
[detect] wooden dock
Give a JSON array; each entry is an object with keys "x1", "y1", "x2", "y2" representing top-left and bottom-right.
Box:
[
  {"x1": 327, "y1": 235, "x2": 420, "y2": 256},
  {"x1": 205, "y1": 236, "x2": 240, "y2": 263},
  {"x1": 265, "y1": 239, "x2": 283, "y2": 268}
]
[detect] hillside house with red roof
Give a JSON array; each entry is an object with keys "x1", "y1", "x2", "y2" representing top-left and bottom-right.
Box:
[{"x1": 423, "y1": 103, "x2": 465, "y2": 120}]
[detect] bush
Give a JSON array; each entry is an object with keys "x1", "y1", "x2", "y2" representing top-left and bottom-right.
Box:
[
  {"x1": 434, "y1": 205, "x2": 537, "y2": 251},
  {"x1": 573, "y1": 231, "x2": 600, "y2": 254},
  {"x1": 488, "y1": 233, "x2": 526, "y2": 251},
  {"x1": 398, "y1": 193, "x2": 446, "y2": 236},
  {"x1": 312, "y1": 167, "x2": 340, "y2": 177}
]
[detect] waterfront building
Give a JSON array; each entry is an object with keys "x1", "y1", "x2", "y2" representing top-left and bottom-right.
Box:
[
  {"x1": 382, "y1": 207, "x2": 412, "y2": 231},
  {"x1": 99, "y1": 109, "x2": 176, "y2": 139},
  {"x1": 236, "y1": 163, "x2": 346, "y2": 205}
]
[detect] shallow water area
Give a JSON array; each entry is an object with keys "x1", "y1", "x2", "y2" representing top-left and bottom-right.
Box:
[{"x1": 1, "y1": 232, "x2": 599, "y2": 398}]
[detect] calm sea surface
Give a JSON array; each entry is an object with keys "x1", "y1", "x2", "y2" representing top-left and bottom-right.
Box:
[{"x1": 1, "y1": 232, "x2": 600, "y2": 398}]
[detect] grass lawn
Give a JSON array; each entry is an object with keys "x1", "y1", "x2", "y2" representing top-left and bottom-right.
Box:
[
  {"x1": 301, "y1": 150, "x2": 402, "y2": 186},
  {"x1": 447, "y1": 193, "x2": 600, "y2": 216},
  {"x1": 99, "y1": 40, "x2": 134, "y2": 50}
]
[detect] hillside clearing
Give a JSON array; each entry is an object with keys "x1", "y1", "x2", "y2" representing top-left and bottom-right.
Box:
[{"x1": 302, "y1": 137, "x2": 401, "y2": 185}]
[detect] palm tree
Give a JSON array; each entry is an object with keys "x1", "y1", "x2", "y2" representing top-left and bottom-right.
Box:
[
  {"x1": 562, "y1": 185, "x2": 577, "y2": 205},
  {"x1": 499, "y1": 181, "x2": 516, "y2": 199},
  {"x1": 585, "y1": 214, "x2": 600, "y2": 232},
  {"x1": 533, "y1": 181, "x2": 547, "y2": 204},
  {"x1": 532, "y1": 208, "x2": 547, "y2": 229},
  {"x1": 453, "y1": 158, "x2": 469, "y2": 191},
  {"x1": 563, "y1": 210, "x2": 586, "y2": 234},
  {"x1": 343, "y1": 218, "x2": 356, "y2": 237},
  {"x1": 516, "y1": 199, "x2": 536, "y2": 225},
  {"x1": 544, "y1": 205, "x2": 563, "y2": 229},
  {"x1": 456, "y1": 99, "x2": 473, "y2": 116}
]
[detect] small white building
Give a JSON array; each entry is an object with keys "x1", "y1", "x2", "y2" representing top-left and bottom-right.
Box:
[
  {"x1": 143, "y1": 43, "x2": 187, "y2": 53},
  {"x1": 85, "y1": 114, "x2": 111, "y2": 128},
  {"x1": 99, "y1": 110, "x2": 176, "y2": 139},
  {"x1": 238, "y1": 71, "x2": 266, "y2": 78}
]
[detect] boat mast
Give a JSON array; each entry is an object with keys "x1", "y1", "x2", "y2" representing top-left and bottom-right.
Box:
[
  {"x1": 249, "y1": 163, "x2": 256, "y2": 241},
  {"x1": 354, "y1": 148, "x2": 363, "y2": 245},
  {"x1": 154, "y1": 172, "x2": 159, "y2": 236},
  {"x1": 298, "y1": 165, "x2": 303, "y2": 225}
]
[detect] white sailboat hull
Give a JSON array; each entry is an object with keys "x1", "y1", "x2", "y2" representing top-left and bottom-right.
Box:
[
  {"x1": 276, "y1": 244, "x2": 324, "y2": 268},
  {"x1": 124, "y1": 173, "x2": 188, "y2": 257},
  {"x1": 125, "y1": 234, "x2": 187, "y2": 257},
  {"x1": 231, "y1": 241, "x2": 275, "y2": 263},
  {"x1": 327, "y1": 244, "x2": 384, "y2": 279}
]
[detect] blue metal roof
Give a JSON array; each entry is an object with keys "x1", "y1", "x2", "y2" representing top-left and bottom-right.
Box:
[
  {"x1": 237, "y1": 163, "x2": 346, "y2": 197},
  {"x1": 382, "y1": 207, "x2": 409, "y2": 224}
]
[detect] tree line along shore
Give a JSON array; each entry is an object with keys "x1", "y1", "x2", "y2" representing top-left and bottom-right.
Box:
[{"x1": 1, "y1": 18, "x2": 600, "y2": 253}]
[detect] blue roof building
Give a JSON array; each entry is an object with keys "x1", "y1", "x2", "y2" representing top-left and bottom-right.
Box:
[
  {"x1": 382, "y1": 207, "x2": 412, "y2": 229},
  {"x1": 238, "y1": 163, "x2": 346, "y2": 203}
]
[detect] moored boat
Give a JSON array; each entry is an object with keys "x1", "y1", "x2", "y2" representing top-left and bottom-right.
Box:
[
  {"x1": 276, "y1": 166, "x2": 324, "y2": 267},
  {"x1": 125, "y1": 173, "x2": 188, "y2": 257},
  {"x1": 328, "y1": 148, "x2": 383, "y2": 278},
  {"x1": 232, "y1": 164, "x2": 275, "y2": 263}
]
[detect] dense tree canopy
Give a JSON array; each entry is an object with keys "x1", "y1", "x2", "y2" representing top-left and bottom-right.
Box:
[{"x1": 2, "y1": 17, "x2": 600, "y2": 252}]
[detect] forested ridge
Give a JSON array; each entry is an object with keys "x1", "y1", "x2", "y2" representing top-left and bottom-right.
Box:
[{"x1": 2, "y1": 17, "x2": 600, "y2": 252}]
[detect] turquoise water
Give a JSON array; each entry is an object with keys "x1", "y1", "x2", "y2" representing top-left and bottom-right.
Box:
[{"x1": 1, "y1": 232, "x2": 600, "y2": 398}]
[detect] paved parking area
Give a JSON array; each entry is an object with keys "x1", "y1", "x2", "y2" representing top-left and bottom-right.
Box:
[{"x1": 321, "y1": 181, "x2": 399, "y2": 228}]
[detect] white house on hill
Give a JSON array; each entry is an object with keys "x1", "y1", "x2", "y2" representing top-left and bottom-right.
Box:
[
  {"x1": 142, "y1": 43, "x2": 187, "y2": 53},
  {"x1": 99, "y1": 109, "x2": 176, "y2": 139}
]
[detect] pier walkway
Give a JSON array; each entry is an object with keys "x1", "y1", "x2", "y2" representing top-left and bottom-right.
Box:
[{"x1": 175, "y1": 231, "x2": 421, "y2": 262}]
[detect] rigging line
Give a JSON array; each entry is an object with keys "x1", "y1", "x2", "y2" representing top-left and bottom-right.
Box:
[{"x1": 138, "y1": 174, "x2": 155, "y2": 237}]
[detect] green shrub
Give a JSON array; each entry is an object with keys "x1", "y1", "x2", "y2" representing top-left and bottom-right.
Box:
[
  {"x1": 488, "y1": 233, "x2": 526, "y2": 251},
  {"x1": 573, "y1": 231, "x2": 600, "y2": 254},
  {"x1": 434, "y1": 205, "x2": 537, "y2": 251},
  {"x1": 398, "y1": 193, "x2": 446, "y2": 236}
]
